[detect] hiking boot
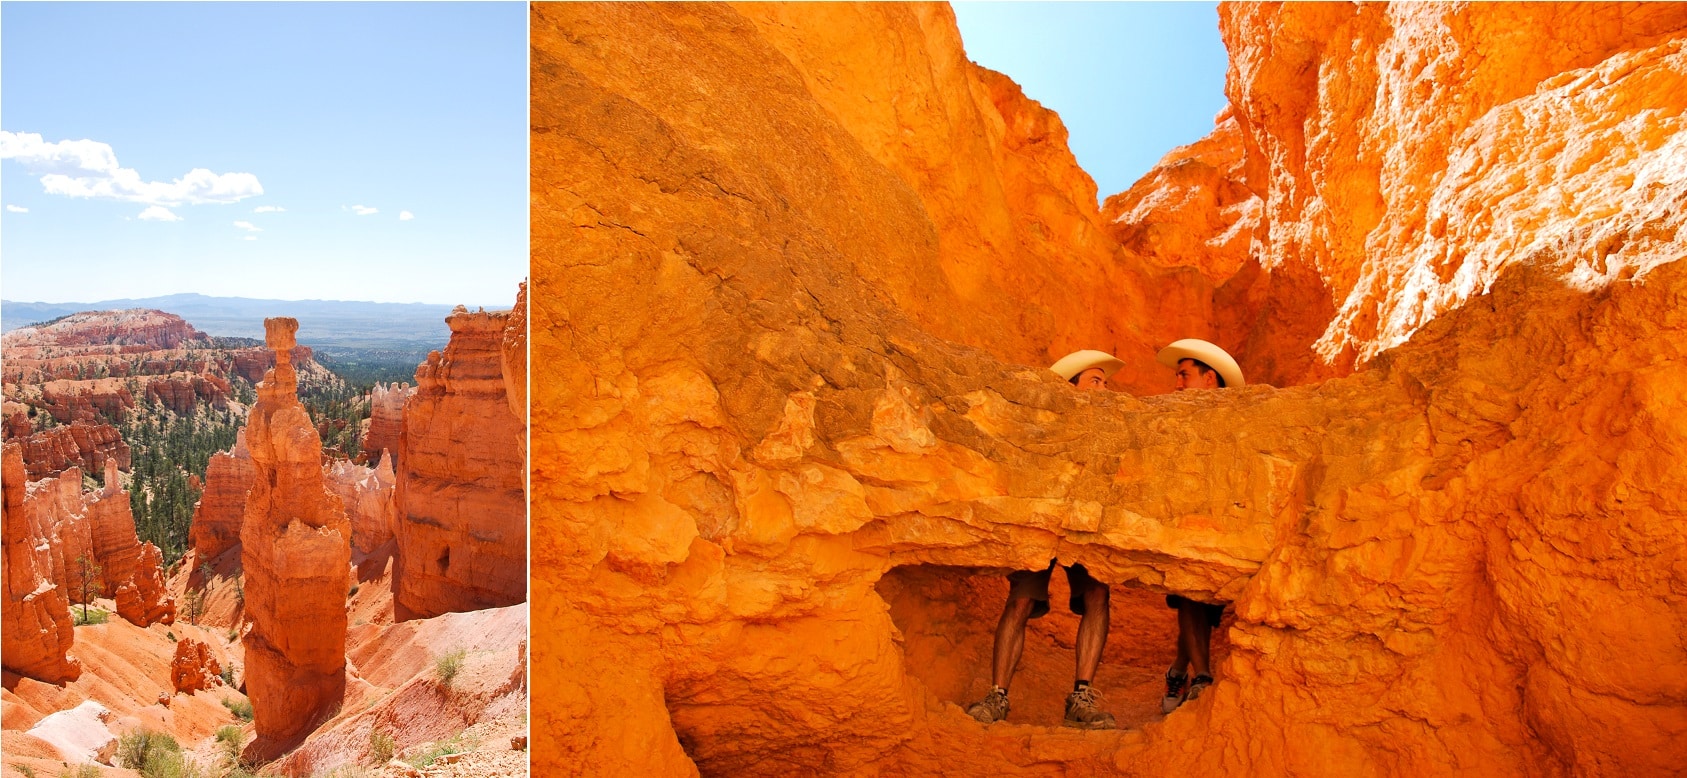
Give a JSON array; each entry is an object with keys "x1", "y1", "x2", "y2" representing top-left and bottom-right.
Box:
[
  {"x1": 1186, "y1": 673, "x2": 1214, "y2": 703},
  {"x1": 1063, "y1": 686, "x2": 1116, "y2": 730},
  {"x1": 1161, "y1": 670, "x2": 1188, "y2": 714},
  {"x1": 966, "y1": 686, "x2": 1010, "y2": 724}
]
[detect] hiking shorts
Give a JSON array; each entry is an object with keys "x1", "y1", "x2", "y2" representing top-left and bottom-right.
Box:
[
  {"x1": 1007, "y1": 559, "x2": 1104, "y2": 620},
  {"x1": 1165, "y1": 594, "x2": 1226, "y2": 625}
]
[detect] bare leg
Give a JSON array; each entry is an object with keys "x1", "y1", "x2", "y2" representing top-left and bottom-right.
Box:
[
  {"x1": 1074, "y1": 583, "x2": 1110, "y2": 683},
  {"x1": 991, "y1": 595, "x2": 1036, "y2": 690},
  {"x1": 1174, "y1": 602, "x2": 1199, "y2": 675},
  {"x1": 1191, "y1": 606, "x2": 1213, "y2": 677}
]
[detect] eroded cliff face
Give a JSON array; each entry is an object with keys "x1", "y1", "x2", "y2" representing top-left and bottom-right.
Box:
[
  {"x1": 392, "y1": 301, "x2": 526, "y2": 621},
  {"x1": 532, "y1": 3, "x2": 1687, "y2": 776},
  {"x1": 324, "y1": 455, "x2": 398, "y2": 557},
  {"x1": 189, "y1": 429, "x2": 255, "y2": 562},
  {"x1": 358, "y1": 382, "x2": 412, "y2": 466},
  {"x1": 239, "y1": 318, "x2": 352, "y2": 757},
  {"x1": 1, "y1": 443, "x2": 82, "y2": 685}
]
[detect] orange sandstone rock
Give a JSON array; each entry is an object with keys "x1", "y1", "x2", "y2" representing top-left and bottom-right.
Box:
[
  {"x1": 530, "y1": 3, "x2": 1687, "y2": 776},
  {"x1": 169, "y1": 637, "x2": 223, "y2": 694},
  {"x1": 240, "y1": 317, "x2": 353, "y2": 756},
  {"x1": 189, "y1": 429, "x2": 255, "y2": 561},
  {"x1": 392, "y1": 299, "x2": 526, "y2": 621},
  {"x1": 87, "y1": 460, "x2": 175, "y2": 627},
  {"x1": 1, "y1": 442, "x2": 82, "y2": 684},
  {"x1": 358, "y1": 382, "x2": 413, "y2": 466},
  {"x1": 11, "y1": 422, "x2": 131, "y2": 480},
  {"x1": 325, "y1": 454, "x2": 398, "y2": 557}
]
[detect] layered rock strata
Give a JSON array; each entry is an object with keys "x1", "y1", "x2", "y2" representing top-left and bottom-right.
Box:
[
  {"x1": 392, "y1": 301, "x2": 526, "y2": 621},
  {"x1": 10, "y1": 422, "x2": 131, "y2": 480},
  {"x1": 532, "y1": 3, "x2": 1687, "y2": 776},
  {"x1": 239, "y1": 318, "x2": 352, "y2": 754},
  {"x1": 358, "y1": 382, "x2": 412, "y2": 466},
  {"x1": 1, "y1": 442, "x2": 82, "y2": 684},
  {"x1": 189, "y1": 430, "x2": 255, "y2": 562}
]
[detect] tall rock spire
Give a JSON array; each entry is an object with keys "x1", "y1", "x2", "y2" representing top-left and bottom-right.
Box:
[{"x1": 239, "y1": 318, "x2": 352, "y2": 755}]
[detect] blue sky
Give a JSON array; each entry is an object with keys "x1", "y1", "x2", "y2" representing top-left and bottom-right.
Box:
[
  {"x1": 1, "y1": 2, "x2": 527, "y2": 307},
  {"x1": 953, "y1": 2, "x2": 1229, "y2": 203}
]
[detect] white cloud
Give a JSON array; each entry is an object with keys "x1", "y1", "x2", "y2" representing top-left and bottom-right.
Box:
[
  {"x1": 233, "y1": 220, "x2": 262, "y2": 232},
  {"x1": 399, "y1": 210, "x2": 414, "y2": 221},
  {"x1": 350, "y1": 204, "x2": 378, "y2": 216},
  {"x1": 0, "y1": 130, "x2": 262, "y2": 206},
  {"x1": 5, "y1": 205, "x2": 27, "y2": 213},
  {"x1": 138, "y1": 205, "x2": 182, "y2": 222},
  {"x1": 253, "y1": 205, "x2": 286, "y2": 213}
]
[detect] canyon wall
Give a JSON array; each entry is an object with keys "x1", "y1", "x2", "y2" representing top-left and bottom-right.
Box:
[
  {"x1": 392, "y1": 301, "x2": 526, "y2": 621},
  {"x1": 532, "y1": 3, "x2": 1687, "y2": 776},
  {"x1": 1, "y1": 443, "x2": 82, "y2": 685},
  {"x1": 8, "y1": 422, "x2": 131, "y2": 480},
  {"x1": 324, "y1": 455, "x2": 398, "y2": 557},
  {"x1": 189, "y1": 430, "x2": 255, "y2": 562},
  {"x1": 1122, "y1": 2, "x2": 1687, "y2": 386},
  {"x1": 239, "y1": 318, "x2": 352, "y2": 756}
]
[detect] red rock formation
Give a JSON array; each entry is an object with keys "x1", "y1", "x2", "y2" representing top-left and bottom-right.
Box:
[
  {"x1": 188, "y1": 430, "x2": 255, "y2": 562},
  {"x1": 530, "y1": 4, "x2": 1687, "y2": 776},
  {"x1": 169, "y1": 637, "x2": 223, "y2": 694},
  {"x1": 12, "y1": 422, "x2": 131, "y2": 480},
  {"x1": 230, "y1": 345, "x2": 315, "y2": 384},
  {"x1": 357, "y1": 382, "x2": 412, "y2": 466},
  {"x1": 1209, "y1": 2, "x2": 1687, "y2": 378},
  {"x1": 240, "y1": 317, "x2": 352, "y2": 755},
  {"x1": 393, "y1": 302, "x2": 526, "y2": 621},
  {"x1": 38, "y1": 379, "x2": 136, "y2": 424},
  {"x1": 324, "y1": 454, "x2": 398, "y2": 557},
  {"x1": 144, "y1": 371, "x2": 232, "y2": 414},
  {"x1": 1103, "y1": 107, "x2": 1259, "y2": 285},
  {"x1": 86, "y1": 459, "x2": 175, "y2": 626},
  {"x1": 1, "y1": 310, "x2": 202, "y2": 350},
  {"x1": 1, "y1": 442, "x2": 82, "y2": 684}
]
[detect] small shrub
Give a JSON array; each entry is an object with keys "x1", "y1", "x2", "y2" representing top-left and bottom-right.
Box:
[
  {"x1": 219, "y1": 666, "x2": 235, "y2": 686},
  {"x1": 14, "y1": 764, "x2": 39, "y2": 778},
  {"x1": 369, "y1": 729, "x2": 396, "y2": 764},
  {"x1": 53, "y1": 766, "x2": 97, "y2": 778},
  {"x1": 166, "y1": 631, "x2": 177, "y2": 643},
  {"x1": 72, "y1": 607, "x2": 109, "y2": 626},
  {"x1": 221, "y1": 697, "x2": 253, "y2": 721},
  {"x1": 214, "y1": 725, "x2": 244, "y2": 770},
  {"x1": 117, "y1": 731, "x2": 199, "y2": 778},
  {"x1": 347, "y1": 583, "x2": 360, "y2": 598},
  {"x1": 225, "y1": 629, "x2": 237, "y2": 643},
  {"x1": 433, "y1": 648, "x2": 466, "y2": 689}
]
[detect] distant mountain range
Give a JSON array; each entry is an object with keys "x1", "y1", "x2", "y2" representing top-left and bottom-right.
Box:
[{"x1": 0, "y1": 293, "x2": 482, "y2": 351}]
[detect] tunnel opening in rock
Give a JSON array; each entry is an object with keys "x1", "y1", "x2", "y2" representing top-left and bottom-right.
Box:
[{"x1": 876, "y1": 564, "x2": 1233, "y2": 731}]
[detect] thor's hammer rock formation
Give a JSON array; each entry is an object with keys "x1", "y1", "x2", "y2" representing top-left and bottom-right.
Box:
[{"x1": 239, "y1": 318, "x2": 352, "y2": 755}]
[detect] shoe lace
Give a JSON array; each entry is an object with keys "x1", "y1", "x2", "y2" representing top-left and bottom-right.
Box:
[
  {"x1": 985, "y1": 687, "x2": 1009, "y2": 711},
  {"x1": 1069, "y1": 686, "x2": 1104, "y2": 709},
  {"x1": 1164, "y1": 672, "x2": 1187, "y2": 697}
]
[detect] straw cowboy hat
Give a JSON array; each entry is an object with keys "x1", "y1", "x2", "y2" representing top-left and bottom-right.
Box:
[
  {"x1": 1049, "y1": 350, "x2": 1125, "y2": 382},
  {"x1": 1155, "y1": 339, "x2": 1245, "y2": 388}
]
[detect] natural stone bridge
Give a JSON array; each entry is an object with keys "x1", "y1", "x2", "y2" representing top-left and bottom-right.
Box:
[{"x1": 532, "y1": 3, "x2": 1687, "y2": 775}]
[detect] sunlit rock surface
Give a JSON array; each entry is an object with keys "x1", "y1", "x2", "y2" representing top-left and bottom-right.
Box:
[
  {"x1": 1, "y1": 442, "x2": 81, "y2": 684},
  {"x1": 532, "y1": 2, "x2": 1687, "y2": 776},
  {"x1": 189, "y1": 429, "x2": 255, "y2": 562},
  {"x1": 239, "y1": 318, "x2": 352, "y2": 757},
  {"x1": 359, "y1": 381, "x2": 412, "y2": 466},
  {"x1": 393, "y1": 297, "x2": 527, "y2": 621}
]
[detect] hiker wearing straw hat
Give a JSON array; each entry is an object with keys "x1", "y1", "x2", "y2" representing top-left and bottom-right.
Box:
[
  {"x1": 1154, "y1": 338, "x2": 1243, "y2": 714},
  {"x1": 965, "y1": 349, "x2": 1123, "y2": 731}
]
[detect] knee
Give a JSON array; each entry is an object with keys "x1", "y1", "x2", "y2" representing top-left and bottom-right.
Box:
[
  {"x1": 1004, "y1": 593, "x2": 1036, "y2": 617},
  {"x1": 1082, "y1": 582, "x2": 1109, "y2": 607}
]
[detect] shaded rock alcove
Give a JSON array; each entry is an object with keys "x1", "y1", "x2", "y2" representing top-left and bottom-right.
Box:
[{"x1": 877, "y1": 564, "x2": 1234, "y2": 730}]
